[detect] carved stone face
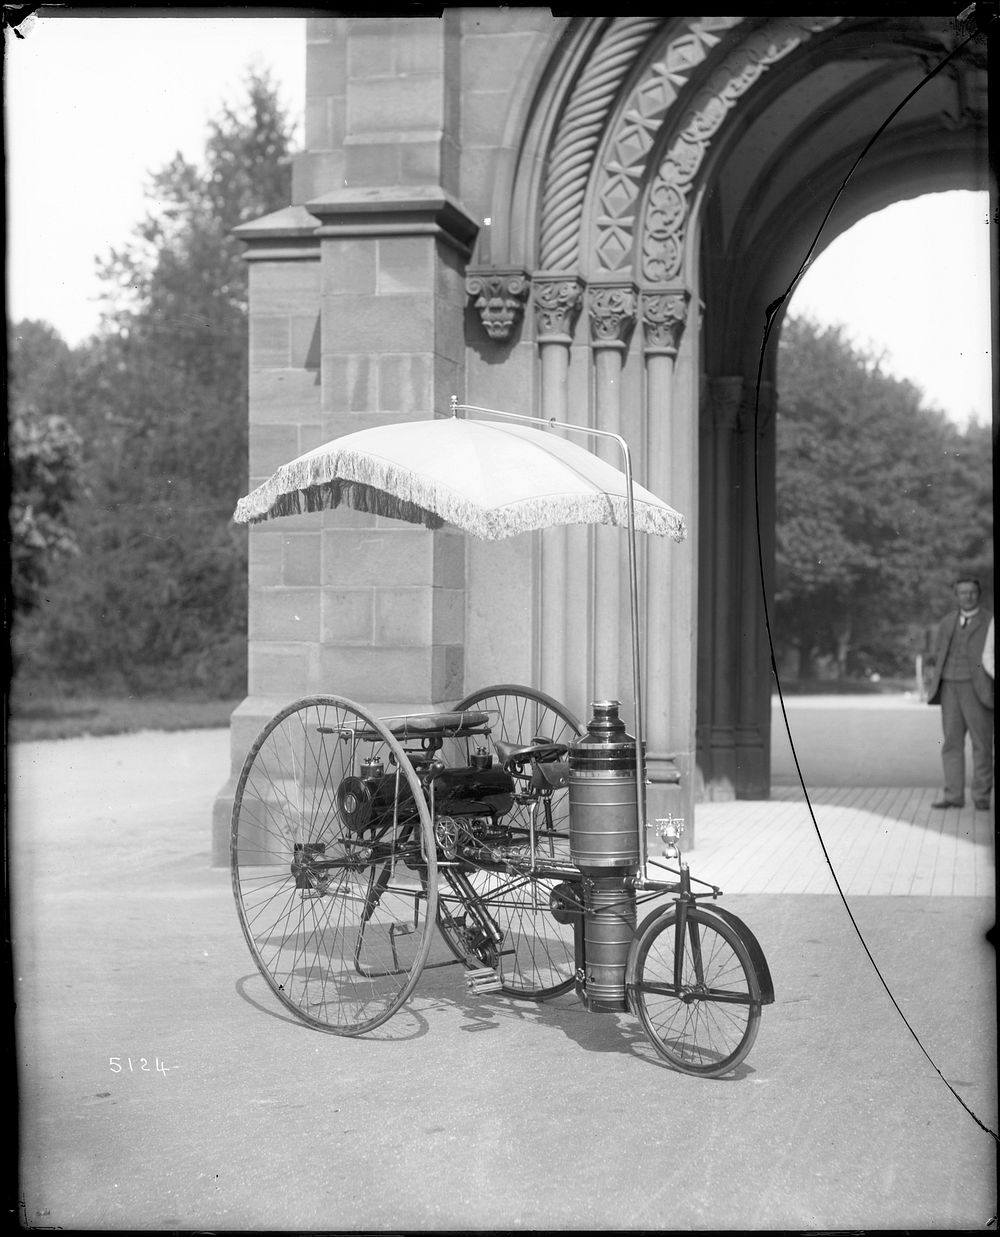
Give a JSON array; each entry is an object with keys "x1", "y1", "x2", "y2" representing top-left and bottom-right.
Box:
[
  {"x1": 475, "y1": 289, "x2": 518, "y2": 340},
  {"x1": 466, "y1": 272, "x2": 529, "y2": 342}
]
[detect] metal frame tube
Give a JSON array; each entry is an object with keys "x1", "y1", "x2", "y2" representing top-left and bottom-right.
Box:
[{"x1": 453, "y1": 399, "x2": 650, "y2": 872}]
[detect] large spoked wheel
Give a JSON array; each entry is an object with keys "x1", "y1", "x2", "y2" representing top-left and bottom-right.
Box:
[
  {"x1": 231, "y1": 695, "x2": 437, "y2": 1035},
  {"x1": 452, "y1": 684, "x2": 583, "y2": 864},
  {"x1": 626, "y1": 905, "x2": 761, "y2": 1077},
  {"x1": 435, "y1": 866, "x2": 579, "y2": 1000},
  {"x1": 439, "y1": 684, "x2": 583, "y2": 999}
]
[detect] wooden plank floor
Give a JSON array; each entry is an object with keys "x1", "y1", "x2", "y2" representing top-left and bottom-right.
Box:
[{"x1": 680, "y1": 787, "x2": 995, "y2": 896}]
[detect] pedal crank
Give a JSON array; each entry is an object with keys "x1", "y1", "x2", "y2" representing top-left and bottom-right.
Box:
[{"x1": 465, "y1": 966, "x2": 503, "y2": 995}]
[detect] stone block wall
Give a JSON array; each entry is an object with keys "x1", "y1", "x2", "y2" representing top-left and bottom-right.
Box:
[
  {"x1": 214, "y1": 15, "x2": 547, "y2": 862},
  {"x1": 212, "y1": 210, "x2": 325, "y2": 862}
]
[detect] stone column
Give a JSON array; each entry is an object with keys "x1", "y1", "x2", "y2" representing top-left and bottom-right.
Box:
[
  {"x1": 695, "y1": 381, "x2": 713, "y2": 793},
  {"x1": 707, "y1": 375, "x2": 743, "y2": 800},
  {"x1": 760, "y1": 380, "x2": 778, "y2": 792},
  {"x1": 533, "y1": 274, "x2": 585, "y2": 705},
  {"x1": 306, "y1": 186, "x2": 478, "y2": 713},
  {"x1": 735, "y1": 380, "x2": 774, "y2": 797},
  {"x1": 587, "y1": 283, "x2": 637, "y2": 704},
  {"x1": 640, "y1": 287, "x2": 694, "y2": 834},
  {"x1": 211, "y1": 205, "x2": 323, "y2": 865}
]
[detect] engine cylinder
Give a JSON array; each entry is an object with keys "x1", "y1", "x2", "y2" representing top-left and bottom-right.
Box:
[
  {"x1": 568, "y1": 701, "x2": 641, "y2": 870},
  {"x1": 583, "y1": 874, "x2": 637, "y2": 1012}
]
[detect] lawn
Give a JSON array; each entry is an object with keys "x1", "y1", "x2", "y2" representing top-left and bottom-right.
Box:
[
  {"x1": 774, "y1": 676, "x2": 917, "y2": 696},
  {"x1": 8, "y1": 677, "x2": 920, "y2": 743},
  {"x1": 8, "y1": 694, "x2": 242, "y2": 743}
]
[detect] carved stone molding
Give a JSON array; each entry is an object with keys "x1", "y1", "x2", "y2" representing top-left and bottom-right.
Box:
[
  {"x1": 587, "y1": 283, "x2": 638, "y2": 349},
  {"x1": 306, "y1": 185, "x2": 479, "y2": 258},
  {"x1": 532, "y1": 274, "x2": 586, "y2": 344},
  {"x1": 738, "y1": 380, "x2": 776, "y2": 437},
  {"x1": 637, "y1": 16, "x2": 844, "y2": 283},
  {"x1": 233, "y1": 204, "x2": 321, "y2": 261},
  {"x1": 640, "y1": 287, "x2": 691, "y2": 357},
  {"x1": 591, "y1": 17, "x2": 746, "y2": 273},
  {"x1": 708, "y1": 375, "x2": 744, "y2": 433},
  {"x1": 539, "y1": 17, "x2": 665, "y2": 272},
  {"x1": 465, "y1": 268, "x2": 530, "y2": 342},
  {"x1": 575, "y1": 15, "x2": 844, "y2": 280}
]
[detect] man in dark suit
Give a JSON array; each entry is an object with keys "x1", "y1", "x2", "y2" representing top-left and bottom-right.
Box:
[{"x1": 926, "y1": 577, "x2": 994, "y2": 810}]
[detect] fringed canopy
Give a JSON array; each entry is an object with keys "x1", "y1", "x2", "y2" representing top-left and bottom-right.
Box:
[{"x1": 234, "y1": 417, "x2": 686, "y2": 543}]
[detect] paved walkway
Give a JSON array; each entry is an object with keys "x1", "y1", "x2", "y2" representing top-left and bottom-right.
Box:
[
  {"x1": 10, "y1": 715, "x2": 996, "y2": 1231},
  {"x1": 686, "y1": 786, "x2": 995, "y2": 897},
  {"x1": 685, "y1": 692, "x2": 995, "y2": 897}
]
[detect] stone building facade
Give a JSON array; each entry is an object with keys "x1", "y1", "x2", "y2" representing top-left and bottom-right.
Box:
[{"x1": 212, "y1": 12, "x2": 987, "y2": 861}]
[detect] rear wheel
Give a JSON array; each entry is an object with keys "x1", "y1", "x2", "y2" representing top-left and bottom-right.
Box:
[
  {"x1": 439, "y1": 685, "x2": 583, "y2": 998},
  {"x1": 231, "y1": 695, "x2": 437, "y2": 1035},
  {"x1": 452, "y1": 684, "x2": 583, "y2": 864},
  {"x1": 435, "y1": 866, "x2": 579, "y2": 999},
  {"x1": 627, "y1": 905, "x2": 761, "y2": 1076}
]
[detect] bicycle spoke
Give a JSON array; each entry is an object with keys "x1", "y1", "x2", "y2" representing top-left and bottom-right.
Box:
[
  {"x1": 630, "y1": 907, "x2": 761, "y2": 1076},
  {"x1": 232, "y1": 696, "x2": 437, "y2": 1034}
]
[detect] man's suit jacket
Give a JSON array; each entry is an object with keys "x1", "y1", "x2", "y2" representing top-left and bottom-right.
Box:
[{"x1": 926, "y1": 608, "x2": 995, "y2": 709}]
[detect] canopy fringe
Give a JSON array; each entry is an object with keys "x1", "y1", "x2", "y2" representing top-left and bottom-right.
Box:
[{"x1": 234, "y1": 439, "x2": 686, "y2": 542}]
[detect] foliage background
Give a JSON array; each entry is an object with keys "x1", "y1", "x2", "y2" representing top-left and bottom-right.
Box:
[
  {"x1": 8, "y1": 74, "x2": 993, "y2": 714},
  {"x1": 775, "y1": 315, "x2": 993, "y2": 681},
  {"x1": 9, "y1": 72, "x2": 295, "y2": 705}
]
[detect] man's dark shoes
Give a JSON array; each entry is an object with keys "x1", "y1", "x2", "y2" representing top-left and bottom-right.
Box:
[
  {"x1": 974, "y1": 800, "x2": 991, "y2": 811},
  {"x1": 931, "y1": 798, "x2": 964, "y2": 809}
]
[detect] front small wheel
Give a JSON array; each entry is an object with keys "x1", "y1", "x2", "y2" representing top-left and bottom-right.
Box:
[{"x1": 627, "y1": 905, "x2": 761, "y2": 1077}]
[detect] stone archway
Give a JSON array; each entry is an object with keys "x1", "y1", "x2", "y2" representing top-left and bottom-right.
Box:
[
  {"x1": 217, "y1": 13, "x2": 988, "y2": 862},
  {"x1": 690, "y1": 16, "x2": 988, "y2": 799},
  {"x1": 464, "y1": 11, "x2": 988, "y2": 818}
]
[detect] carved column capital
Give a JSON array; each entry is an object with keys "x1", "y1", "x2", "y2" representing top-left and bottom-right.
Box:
[
  {"x1": 465, "y1": 267, "x2": 530, "y2": 342},
  {"x1": 755, "y1": 380, "x2": 776, "y2": 438},
  {"x1": 640, "y1": 287, "x2": 692, "y2": 357},
  {"x1": 532, "y1": 273, "x2": 586, "y2": 344},
  {"x1": 708, "y1": 375, "x2": 744, "y2": 433},
  {"x1": 587, "y1": 282, "x2": 637, "y2": 350},
  {"x1": 735, "y1": 380, "x2": 776, "y2": 436}
]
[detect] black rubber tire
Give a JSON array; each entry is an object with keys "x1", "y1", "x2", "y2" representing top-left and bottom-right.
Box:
[{"x1": 626, "y1": 904, "x2": 761, "y2": 1076}]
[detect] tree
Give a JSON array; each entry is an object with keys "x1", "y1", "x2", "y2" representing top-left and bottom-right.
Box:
[
  {"x1": 95, "y1": 70, "x2": 294, "y2": 491},
  {"x1": 774, "y1": 315, "x2": 992, "y2": 679},
  {"x1": 8, "y1": 322, "x2": 86, "y2": 615},
  {"x1": 14, "y1": 71, "x2": 296, "y2": 697}
]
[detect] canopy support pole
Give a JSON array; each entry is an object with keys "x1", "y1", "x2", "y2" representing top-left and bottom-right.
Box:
[{"x1": 454, "y1": 399, "x2": 650, "y2": 871}]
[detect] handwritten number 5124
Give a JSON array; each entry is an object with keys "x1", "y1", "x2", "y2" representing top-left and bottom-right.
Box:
[{"x1": 109, "y1": 1057, "x2": 171, "y2": 1074}]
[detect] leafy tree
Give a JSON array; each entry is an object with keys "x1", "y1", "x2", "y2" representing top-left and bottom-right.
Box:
[
  {"x1": 95, "y1": 70, "x2": 294, "y2": 491},
  {"x1": 775, "y1": 315, "x2": 992, "y2": 679},
  {"x1": 8, "y1": 322, "x2": 86, "y2": 615},
  {"x1": 8, "y1": 319, "x2": 78, "y2": 419},
  {"x1": 14, "y1": 71, "x2": 295, "y2": 697}
]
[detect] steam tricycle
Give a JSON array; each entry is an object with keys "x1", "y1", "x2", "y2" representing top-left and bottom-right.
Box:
[{"x1": 230, "y1": 404, "x2": 774, "y2": 1077}]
